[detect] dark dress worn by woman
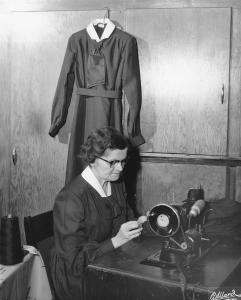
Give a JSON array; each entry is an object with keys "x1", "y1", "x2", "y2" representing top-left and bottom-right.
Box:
[{"x1": 51, "y1": 168, "x2": 134, "y2": 300}]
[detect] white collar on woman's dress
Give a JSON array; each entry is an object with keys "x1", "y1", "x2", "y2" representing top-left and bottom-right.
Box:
[
  {"x1": 81, "y1": 166, "x2": 111, "y2": 197},
  {"x1": 86, "y1": 18, "x2": 115, "y2": 42}
]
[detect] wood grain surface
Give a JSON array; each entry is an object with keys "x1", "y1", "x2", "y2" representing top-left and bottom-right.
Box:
[
  {"x1": 126, "y1": 7, "x2": 231, "y2": 155},
  {"x1": 3, "y1": 0, "x2": 241, "y2": 12},
  {"x1": 136, "y1": 162, "x2": 226, "y2": 214},
  {"x1": 8, "y1": 10, "x2": 123, "y2": 240},
  {"x1": 0, "y1": 1, "x2": 241, "y2": 241},
  {"x1": 0, "y1": 13, "x2": 11, "y2": 216}
]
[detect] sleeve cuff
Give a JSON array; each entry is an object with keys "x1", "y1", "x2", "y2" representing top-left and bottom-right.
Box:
[
  {"x1": 48, "y1": 123, "x2": 62, "y2": 137},
  {"x1": 97, "y1": 239, "x2": 114, "y2": 256},
  {"x1": 129, "y1": 134, "x2": 145, "y2": 147}
]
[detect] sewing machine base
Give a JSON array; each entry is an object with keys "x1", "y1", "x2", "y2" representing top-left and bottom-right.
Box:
[{"x1": 141, "y1": 239, "x2": 219, "y2": 269}]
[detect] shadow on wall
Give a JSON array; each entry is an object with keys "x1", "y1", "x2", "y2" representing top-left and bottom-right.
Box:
[
  {"x1": 124, "y1": 147, "x2": 141, "y2": 218},
  {"x1": 0, "y1": 189, "x2": 2, "y2": 218},
  {"x1": 135, "y1": 36, "x2": 156, "y2": 152}
]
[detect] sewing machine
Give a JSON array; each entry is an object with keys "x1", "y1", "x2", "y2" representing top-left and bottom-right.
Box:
[
  {"x1": 141, "y1": 187, "x2": 218, "y2": 270},
  {"x1": 86, "y1": 188, "x2": 241, "y2": 300}
]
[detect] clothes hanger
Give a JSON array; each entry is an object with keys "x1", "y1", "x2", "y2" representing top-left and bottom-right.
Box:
[
  {"x1": 93, "y1": 8, "x2": 110, "y2": 27},
  {"x1": 103, "y1": 7, "x2": 110, "y2": 23}
]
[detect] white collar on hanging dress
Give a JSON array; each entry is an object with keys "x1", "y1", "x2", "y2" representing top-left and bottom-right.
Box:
[
  {"x1": 86, "y1": 18, "x2": 115, "y2": 42},
  {"x1": 81, "y1": 166, "x2": 111, "y2": 197}
]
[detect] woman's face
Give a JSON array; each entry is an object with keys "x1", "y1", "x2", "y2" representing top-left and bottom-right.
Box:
[{"x1": 91, "y1": 147, "x2": 128, "y2": 183}]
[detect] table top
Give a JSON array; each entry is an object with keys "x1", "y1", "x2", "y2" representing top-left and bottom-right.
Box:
[
  {"x1": 87, "y1": 236, "x2": 241, "y2": 294},
  {"x1": 0, "y1": 252, "x2": 32, "y2": 285},
  {"x1": 0, "y1": 247, "x2": 52, "y2": 300}
]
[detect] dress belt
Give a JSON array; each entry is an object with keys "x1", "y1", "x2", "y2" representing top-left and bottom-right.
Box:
[{"x1": 76, "y1": 88, "x2": 122, "y2": 99}]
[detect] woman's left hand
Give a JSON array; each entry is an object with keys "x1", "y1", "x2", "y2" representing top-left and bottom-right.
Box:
[
  {"x1": 111, "y1": 220, "x2": 143, "y2": 248},
  {"x1": 137, "y1": 215, "x2": 147, "y2": 226}
]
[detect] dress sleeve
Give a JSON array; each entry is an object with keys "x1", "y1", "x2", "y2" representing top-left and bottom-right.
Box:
[
  {"x1": 49, "y1": 37, "x2": 76, "y2": 137},
  {"x1": 122, "y1": 36, "x2": 145, "y2": 147},
  {"x1": 53, "y1": 188, "x2": 114, "y2": 271}
]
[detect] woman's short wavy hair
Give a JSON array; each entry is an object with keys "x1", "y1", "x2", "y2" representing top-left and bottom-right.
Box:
[{"x1": 79, "y1": 127, "x2": 129, "y2": 164}]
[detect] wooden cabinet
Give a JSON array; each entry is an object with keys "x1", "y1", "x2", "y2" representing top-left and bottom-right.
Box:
[
  {"x1": 5, "y1": 10, "x2": 123, "y2": 233},
  {"x1": 9, "y1": 11, "x2": 97, "y2": 215},
  {"x1": 0, "y1": 1, "x2": 241, "y2": 235},
  {"x1": 0, "y1": 12, "x2": 11, "y2": 213},
  {"x1": 126, "y1": 8, "x2": 231, "y2": 155}
]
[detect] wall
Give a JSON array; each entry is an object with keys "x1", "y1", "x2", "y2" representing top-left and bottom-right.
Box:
[
  {"x1": 0, "y1": 0, "x2": 241, "y2": 240},
  {"x1": 0, "y1": 10, "x2": 11, "y2": 215}
]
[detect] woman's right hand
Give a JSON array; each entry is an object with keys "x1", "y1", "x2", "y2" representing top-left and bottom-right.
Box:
[{"x1": 111, "y1": 220, "x2": 143, "y2": 248}]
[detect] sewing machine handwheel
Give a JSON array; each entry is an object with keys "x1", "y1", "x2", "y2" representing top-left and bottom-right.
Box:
[{"x1": 148, "y1": 204, "x2": 180, "y2": 237}]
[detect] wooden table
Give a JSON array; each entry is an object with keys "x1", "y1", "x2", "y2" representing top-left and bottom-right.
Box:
[{"x1": 86, "y1": 236, "x2": 241, "y2": 300}]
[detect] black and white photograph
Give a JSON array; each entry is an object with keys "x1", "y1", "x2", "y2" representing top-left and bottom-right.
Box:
[{"x1": 0, "y1": 1, "x2": 241, "y2": 299}]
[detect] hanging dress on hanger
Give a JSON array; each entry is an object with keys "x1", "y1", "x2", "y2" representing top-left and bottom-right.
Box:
[{"x1": 49, "y1": 18, "x2": 145, "y2": 184}]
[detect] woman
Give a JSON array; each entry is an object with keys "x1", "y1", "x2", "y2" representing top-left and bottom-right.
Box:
[{"x1": 51, "y1": 127, "x2": 147, "y2": 300}]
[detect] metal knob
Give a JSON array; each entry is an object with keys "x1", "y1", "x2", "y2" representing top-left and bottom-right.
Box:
[{"x1": 12, "y1": 148, "x2": 17, "y2": 165}]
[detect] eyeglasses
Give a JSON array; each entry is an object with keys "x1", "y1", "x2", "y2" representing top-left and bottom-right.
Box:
[{"x1": 95, "y1": 156, "x2": 127, "y2": 168}]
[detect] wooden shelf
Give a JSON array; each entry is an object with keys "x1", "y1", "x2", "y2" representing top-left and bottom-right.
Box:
[{"x1": 140, "y1": 152, "x2": 241, "y2": 167}]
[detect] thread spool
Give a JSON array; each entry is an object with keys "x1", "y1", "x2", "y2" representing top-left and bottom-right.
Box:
[
  {"x1": 0, "y1": 215, "x2": 24, "y2": 265},
  {"x1": 189, "y1": 199, "x2": 206, "y2": 217},
  {"x1": 187, "y1": 188, "x2": 204, "y2": 202}
]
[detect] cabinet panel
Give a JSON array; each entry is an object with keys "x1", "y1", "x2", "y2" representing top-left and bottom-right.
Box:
[
  {"x1": 136, "y1": 163, "x2": 226, "y2": 214},
  {"x1": 0, "y1": 13, "x2": 10, "y2": 216},
  {"x1": 126, "y1": 8, "x2": 231, "y2": 155},
  {"x1": 9, "y1": 11, "x2": 124, "y2": 218}
]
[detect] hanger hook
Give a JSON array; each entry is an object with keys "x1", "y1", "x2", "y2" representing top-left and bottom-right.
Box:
[{"x1": 103, "y1": 7, "x2": 110, "y2": 20}]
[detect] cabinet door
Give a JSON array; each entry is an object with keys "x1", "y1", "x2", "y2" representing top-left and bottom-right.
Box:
[
  {"x1": 126, "y1": 8, "x2": 231, "y2": 155},
  {"x1": 9, "y1": 11, "x2": 123, "y2": 219},
  {"x1": 0, "y1": 13, "x2": 10, "y2": 215}
]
